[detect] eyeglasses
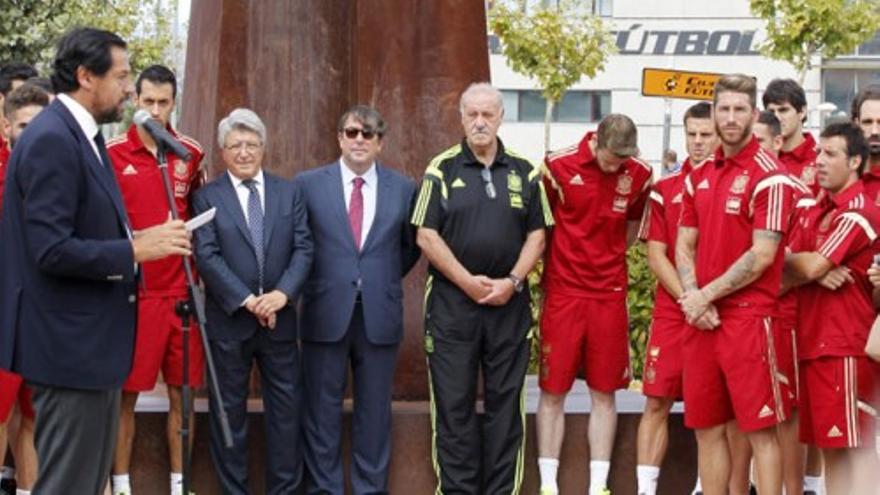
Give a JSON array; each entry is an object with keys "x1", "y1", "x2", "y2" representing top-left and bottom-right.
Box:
[
  {"x1": 342, "y1": 127, "x2": 378, "y2": 140},
  {"x1": 224, "y1": 141, "x2": 262, "y2": 153},
  {"x1": 480, "y1": 167, "x2": 496, "y2": 199}
]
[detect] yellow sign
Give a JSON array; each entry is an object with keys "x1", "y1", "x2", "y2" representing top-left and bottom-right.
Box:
[{"x1": 641, "y1": 68, "x2": 723, "y2": 101}]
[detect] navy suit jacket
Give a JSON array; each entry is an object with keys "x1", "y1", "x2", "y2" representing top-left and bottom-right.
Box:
[
  {"x1": 294, "y1": 162, "x2": 419, "y2": 345},
  {"x1": 193, "y1": 172, "x2": 312, "y2": 341},
  {"x1": 0, "y1": 99, "x2": 137, "y2": 390}
]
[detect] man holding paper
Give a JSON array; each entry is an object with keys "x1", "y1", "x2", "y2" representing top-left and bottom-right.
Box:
[
  {"x1": 106, "y1": 64, "x2": 205, "y2": 495},
  {"x1": 192, "y1": 108, "x2": 313, "y2": 494}
]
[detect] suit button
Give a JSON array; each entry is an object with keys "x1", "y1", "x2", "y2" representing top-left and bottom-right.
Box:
[{"x1": 128, "y1": 294, "x2": 136, "y2": 303}]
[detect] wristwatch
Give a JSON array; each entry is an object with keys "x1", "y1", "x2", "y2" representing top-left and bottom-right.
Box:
[{"x1": 507, "y1": 273, "x2": 524, "y2": 293}]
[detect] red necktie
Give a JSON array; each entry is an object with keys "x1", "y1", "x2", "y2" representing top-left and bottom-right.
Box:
[{"x1": 349, "y1": 177, "x2": 365, "y2": 249}]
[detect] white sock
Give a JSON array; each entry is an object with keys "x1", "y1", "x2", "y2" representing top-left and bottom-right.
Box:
[
  {"x1": 589, "y1": 460, "x2": 611, "y2": 494},
  {"x1": 170, "y1": 472, "x2": 183, "y2": 495},
  {"x1": 636, "y1": 464, "x2": 660, "y2": 495},
  {"x1": 16, "y1": 490, "x2": 31, "y2": 495},
  {"x1": 804, "y1": 476, "x2": 824, "y2": 494},
  {"x1": 0, "y1": 466, "x2": 14, "y2": 480},
  {"x1": 111, "y1": 474, "x2": 131, "y2": 494},
  {"x1": 538, "y1": 457, "x2": 559, "y2": 493},
  {"x1": 691, "y1": 475, "x2": 703, "y2": 494}
]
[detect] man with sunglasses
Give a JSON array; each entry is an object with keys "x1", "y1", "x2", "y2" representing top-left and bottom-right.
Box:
[
  {"x1": 411, "y1": 82, "x2": 552, "y2": 494},
  {"x1": 295, "y1": 105, "x2": 420, "y2": 495},
  {"x1": 537, "y1": 113, "x2": 651, "y2": 495}
]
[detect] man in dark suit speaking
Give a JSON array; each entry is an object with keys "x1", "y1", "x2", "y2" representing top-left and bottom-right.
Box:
[
  {"x1": 0, "y1": 28, "x2": 192, "y2": 494},
  {"x1": 193, "y1": 108, "x2": 313, "y2": 494},
  {"x1": 295, "y1": 105, "x2": 419, "y2": 494}
]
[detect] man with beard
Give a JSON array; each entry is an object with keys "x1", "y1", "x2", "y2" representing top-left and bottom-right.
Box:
[
  {"x1": 635, "y1": 102, "x2": 717, "y2": 495},
  {"x1": 676, "y1": 74, "x2": 797, "y2": 495},
  {"x1": 852, "y1": 85, "x2": 880, "y2": 205},
  {"x1": 0, "y1": 28, "x2": 192, "y2": 493},
  {"x1": 764, "y1": 79, "x2": 819, "y2": 195}
]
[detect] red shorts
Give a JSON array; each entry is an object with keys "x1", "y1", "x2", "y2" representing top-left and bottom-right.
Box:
[
  {"x1": 642, "y1": 314, "x2": 686, "y2": 400},
  {"x1": 539, "y1": 292, "x2": 630, "y2": 394},
  {"x1": 682, "y1": 315, "x2": 791, "y2": 432},
  {"x1": 799, "y1": 356, "x2": 878, "y2": 449},
  {"x1": 773, "y1": 318, "x2": 799, "y2": 408},
  {"x1": 123, "y1": 296, "x2": 205, "y2": 392},
  {"x1": 0, "y1": 370, "x2": 34, "y2": 422}
]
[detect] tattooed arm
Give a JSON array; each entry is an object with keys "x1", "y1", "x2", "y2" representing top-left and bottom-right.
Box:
[{"x1": 675, "y1": 226, "x2": 700, "y2": 292}]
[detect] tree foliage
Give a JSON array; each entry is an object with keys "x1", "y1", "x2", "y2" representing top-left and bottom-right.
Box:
[
  {"x1": 750, "y1": 0, "x2": 880, "y2": 83},
  {"x1": 0, "y1": 0, "x2": 176, "y2": 74},
  {"x1": 489, "y1": 0, "x2": 615, "y2": 154}
]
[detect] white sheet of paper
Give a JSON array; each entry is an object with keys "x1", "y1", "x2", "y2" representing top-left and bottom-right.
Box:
[{"x1": 185, "y1": 207, "x2": 216, "y2": 232}]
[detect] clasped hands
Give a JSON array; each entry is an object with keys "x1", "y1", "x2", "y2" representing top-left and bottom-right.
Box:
[
  {"x1": 678, "y1": 289, "x2": 720, "y2": 330},
  {"x1": 245, "y1": 290, "x2": 288, "y2": 330},
  {"x1": 463, "y1": 274, "x2": 516, "y2": 306}
]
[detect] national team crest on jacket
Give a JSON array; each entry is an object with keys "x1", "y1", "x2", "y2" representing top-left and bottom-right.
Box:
[
  {"x1": 616, "y1": 174, "x2": 633, "y2": 195},
  {"x1": 173, "y1": 160, "x2": 188, "y2": 180},
  {"x1": 800, "y1": 166, "x2": 817, "y2": 185},
  {"x1": 730, "y1": 174, "x2": 749, "y2": 194}
]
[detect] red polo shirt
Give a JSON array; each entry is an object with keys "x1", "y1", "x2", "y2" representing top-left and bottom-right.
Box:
[
  {"x1": 862, "y1": 164, "x2": 880, "y2": 206},
  {"x1": 641, "y1": 157, "x2": 707, "y2": 319},
  {"x1": 107, "y1": 124, "x2": 204, "y2": 297},
  {"x1": 779, "y1": 132, "x2": 819, "y2": 196},
  {"x1": 542, "y1": 131, "x2": 652, "y2": 298},
  {"x1": 680, "y1": 136, "x2": 795, "y2": 316},
  {"x1": 792, "y1": 181, "x2": 880, "y2": 360}
]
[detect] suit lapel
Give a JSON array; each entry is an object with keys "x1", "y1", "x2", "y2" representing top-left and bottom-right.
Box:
[
  {"x1": 262, "y1": 174, "x2": 279, "y2": 252},
  {"x1": 361, "y1": 163, "x2": 390, "y2": 253},
  {"x1": 54, "y1": 102, "x2": 131, "y2": 233},
  {"x1": 217, "y1": 174, "x2": 256, "y2": 254},
  {"x1": 326, "y1": 163, "x2": 359, "y2": 252}
]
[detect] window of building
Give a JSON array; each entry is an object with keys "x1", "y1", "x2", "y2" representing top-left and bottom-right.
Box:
[
  {"x1": 822, "y1": 69, "x2": 880, "y2": 117},
  {"x1": 501, "y1": 90, "x2": 611, "y2": 123},
  {"x1": 593, "y1": 0, "x2": 612, "y2": 17}
]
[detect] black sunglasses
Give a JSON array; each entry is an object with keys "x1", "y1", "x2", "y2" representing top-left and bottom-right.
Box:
[
  {"x1": 342, "y1": 127, "x2": 378, "y2": 140},
  {"x1": 480, "y1": 167, "x2": 496, "y2": 199}
]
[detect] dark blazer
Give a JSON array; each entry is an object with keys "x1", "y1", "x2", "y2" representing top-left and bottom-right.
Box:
[
  {"x1": 294, "y1": 161, "x2": 419, "y2": 345},
  {"x1": 192, "y1": 171, "x2": 312, "y2": 341},
  {"x1": 0, "y1": 99, "x2": 137, "y2": 390}
]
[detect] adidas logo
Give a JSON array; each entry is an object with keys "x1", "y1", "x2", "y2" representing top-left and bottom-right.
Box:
[
  {"x1": 122, "y1": 164, "x2": 138, "y2": 175},
  {"x1": 697, "y1": 179, "x2": 709, "y2": 189},
  {"x1": 569, "y1": 174, "x2": 584, "y2": 185},
  {"x1": 827, "y1": 425, "x2": 843, "y2": 438},
  {"x1": 451, "y1": 177, "x2": 466, "y2": 188},
  {"x1": 758, "y1": 404, "x2": 773, "y2": 418}
]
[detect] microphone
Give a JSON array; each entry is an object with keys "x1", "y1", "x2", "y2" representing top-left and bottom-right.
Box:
[{"x1": 133, "y1": 110, "x2": 193, "y2": 161}]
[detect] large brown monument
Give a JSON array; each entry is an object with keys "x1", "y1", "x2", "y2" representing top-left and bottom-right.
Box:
[{"x1": 180, "y1": 0, "x2": 491, "y2": 400}]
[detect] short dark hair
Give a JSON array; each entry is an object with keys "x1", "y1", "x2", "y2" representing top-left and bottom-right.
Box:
[
  {"x1": 136, "y1": 64, "x2": 177, "y2": 98},
  {"x1": 51, "y1": 27, "x2": 127, "y2": 94},
  {"x1": 337, "y1": 104, "x2": 388, "y2": 138},
  {"x1": 3, "y1": 84, "x2": 50, "y2": 118},
  {"x1": 851, "y1": 84, "x2": 880, "y2": 121},
  {"x1": 683, "y1": 101, "x2": 712, "y2": 125},
  {"x1": 757, "y1": 111, "x2": 782, "y2": 137},
  {"x1": 0, "y1": 62, "x2": 39, "y2": 95},
  {"x1": 820, "y1": 122, "x2": 870, "y2": 175},
  {"x1": 24, "y1": 76, "x2": 54, "y2": 94},
  {"x1": 762, "y1": 78, "x2": 807, "y2": 114}
]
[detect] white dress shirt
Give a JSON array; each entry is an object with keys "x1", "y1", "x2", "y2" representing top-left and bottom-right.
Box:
[
  {"x1": 340, "y1": 158, "x2": 377, "y2": 249},
  {"x1": 228, "y1": 169, "x2": 266, "y2": 223},
  {"x1": 57, "y1": 93, "x2": 102, "y2": 164}
]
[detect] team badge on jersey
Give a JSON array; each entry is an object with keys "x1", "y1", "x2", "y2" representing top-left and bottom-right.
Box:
[
  {"x1": 616, "y1": 174, "x2": 633, "y2": 195},
  {"x1": 509, "y1": 193, "x2": 523, "y2": 209},
  {"x1": 612, "y1": 195, "x2": 628, "y2": 213},
  {"x1": 174, "y1": 181, "x2": 189, "y2": 198},
  {"x1": 507, "y1": 172, "x2": 522, "y2": 193},
  {"x1": 730, "y1": 174, "x2": 749, "y2": 194},
  {"x1": 173, "y1": 160, "x2": 188, "y2": 180},
  {"x1": 800, "y1": 166, "x2": 817, "y2": 185},
  {"x1": 725, "y1": 197, "x2": 741, "y2": 214}
]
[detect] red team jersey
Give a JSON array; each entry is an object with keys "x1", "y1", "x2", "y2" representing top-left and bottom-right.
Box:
[
  {"x1": 790, "y1": 181, "x2": 880, "y2": 360},
  {"x1": 778, "y1": 132, "x2": 819, "y2": 196},
  {"x1": 542, "y1": 132, "x2": 652, "y2": 298},
  {"x1": 641, "y1": 157, "x2": 706, "y2": 319},
  {"x1": 107, "y1": 124, "x2": 204, "y2": 297},
  {"x1": 862, "y1": 165, "x2": 880, "y2": 207},
  {"x1": 680, "y1": 137, "x2": 795, "y2": 316}
]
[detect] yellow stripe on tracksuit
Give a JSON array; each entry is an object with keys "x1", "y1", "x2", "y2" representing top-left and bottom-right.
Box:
[
  {"x1": 411, "y1": 145, "x2": 459, "y2": 226},
  {"x1": 422, "y1": 275, "x2": 444, "y2": 494}
]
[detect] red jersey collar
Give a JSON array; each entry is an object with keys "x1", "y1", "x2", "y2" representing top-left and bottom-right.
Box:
[
  {"x1": 577, "y1": 131, "x2": 598, "y2": 167},
  {"x1": 823, "y1": 180, "x2": 865, "y2": 209},
  {"x1": 865, "y1": 162, "x2": 880, "y2": 182},
  {"x1": 713, "y1": 135, "x2": 760, "y2": 170},
  {"x1": 780, "y1": 132, "x2": 816, "y2": 164},
  {"x1": 682, "y1": 156, "x2": 712, "y2": 175},
  {"x1": 126, "y1": 122, "x2": 180, "y2": 153}
]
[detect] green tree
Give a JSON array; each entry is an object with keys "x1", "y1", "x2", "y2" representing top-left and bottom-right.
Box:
[
  {"x1": 0, "y1": 0, "x2": 176, "y2": 74},
  {"x1": 750, "y1": 0, "x2": 880, "y2": 84},
  {"x1": 489, "y1": 0, "x2": 615, "y2": 155}
]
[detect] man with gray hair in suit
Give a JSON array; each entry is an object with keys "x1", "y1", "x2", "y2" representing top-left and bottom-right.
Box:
[{"x1": 192, "y1": 108, "x2": 313, "y2": 494}]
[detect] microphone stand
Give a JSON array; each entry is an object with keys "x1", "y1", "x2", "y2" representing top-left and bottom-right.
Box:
[{"x1": 155, "y1": 141, "x2": 232, "y2": 495}]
